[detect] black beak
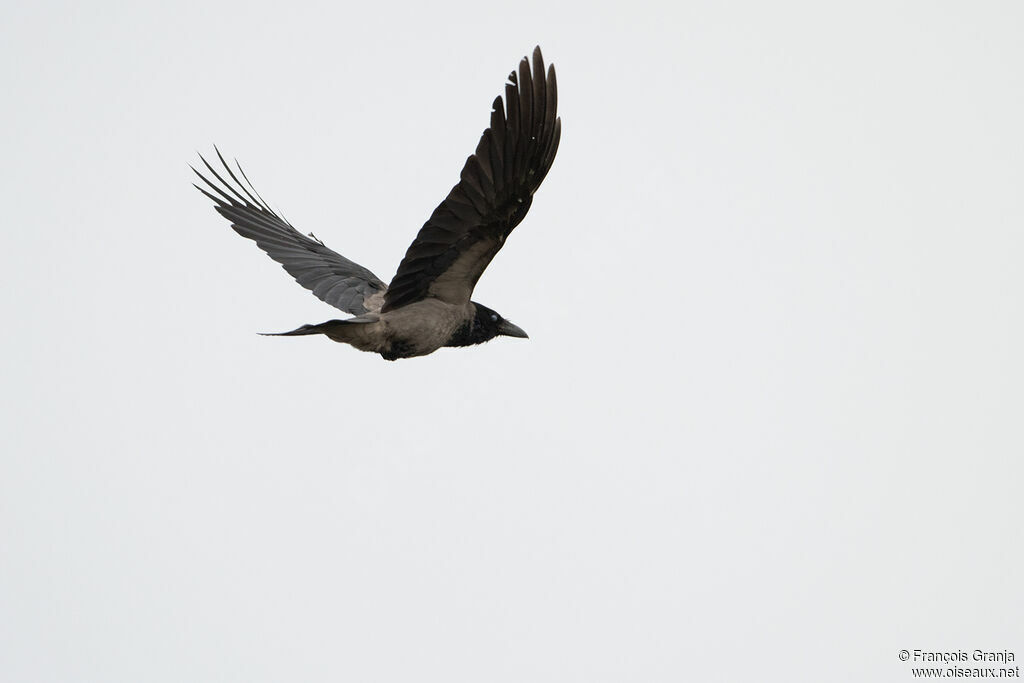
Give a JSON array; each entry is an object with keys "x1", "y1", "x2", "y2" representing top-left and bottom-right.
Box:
[{"x1": 498, "y1": 320, "x2": 529, "y2": 339}]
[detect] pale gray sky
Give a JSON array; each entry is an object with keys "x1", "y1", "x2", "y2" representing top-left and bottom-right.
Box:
[{"x1": 2, "y1": 1, "x2": 1022, "y2": 681}]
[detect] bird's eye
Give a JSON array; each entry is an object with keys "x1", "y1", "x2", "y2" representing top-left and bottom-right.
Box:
[{"x1": 490, "y1": 314, "x2": 498, "y2": 322}]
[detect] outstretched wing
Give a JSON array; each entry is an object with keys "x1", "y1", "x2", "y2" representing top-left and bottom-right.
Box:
[
  {"x1": 193, "y1": 149, "x2": 388, "y2": 316},
  {"x1": 382, "y1": 46, "x2": 561, "y2": 313}
]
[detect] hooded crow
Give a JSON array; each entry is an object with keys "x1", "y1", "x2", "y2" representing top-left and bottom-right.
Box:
[{"x1": 194, "y1": 47, "x2": 560, "y2": 361}]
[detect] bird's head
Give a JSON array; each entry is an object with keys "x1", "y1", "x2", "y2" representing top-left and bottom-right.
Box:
[{"x1": 445, "y1": 303, "x2": 529, "y2": 347}]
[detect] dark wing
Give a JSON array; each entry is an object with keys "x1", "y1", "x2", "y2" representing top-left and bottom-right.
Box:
[
  {"x1": 193, "y1": 149, "x2": 388, "y2": 316},
  {"x1": 382, "y1": 46, "x2": 561, "y2": 313}
]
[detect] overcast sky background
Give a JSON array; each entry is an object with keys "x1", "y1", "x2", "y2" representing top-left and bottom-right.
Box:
[{"x1": 2, "y1": 1, "x2": 1022, "y2": 681}]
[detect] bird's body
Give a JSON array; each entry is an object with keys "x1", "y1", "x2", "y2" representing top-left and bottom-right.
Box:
[
  {"x1": 283, "y1": 299, "x2": 481, "y2": 360},
  {"x1": 194, "y1": 47, "x2": 560, "y2": 360}
]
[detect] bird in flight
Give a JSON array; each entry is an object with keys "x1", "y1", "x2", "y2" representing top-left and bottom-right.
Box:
[{"x1": 194, "y1": 46, "x2": 560, "y2": 361}]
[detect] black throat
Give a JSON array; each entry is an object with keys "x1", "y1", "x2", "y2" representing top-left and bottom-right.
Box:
[{"x1": 444, "y1": 304, "x2": 500, "y2": 348}]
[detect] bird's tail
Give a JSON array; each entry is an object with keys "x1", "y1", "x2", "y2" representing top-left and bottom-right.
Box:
[
  {"x1": 260, "y1": 315, "x2": 380, "y2": 349},
  {"x1": 260, "y1": 321, "x2": 342, "y2": 337}
]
